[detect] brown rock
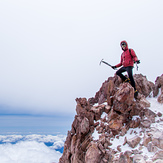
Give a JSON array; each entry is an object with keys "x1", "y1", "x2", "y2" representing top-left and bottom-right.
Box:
[
  {"x1": 132, "y1": 149, "x2": 143, "y2": 155},
  {"x1": 106, "y1": 137, "x2": 112, "y2": 146},
  {"x1": 70, "y1": 135, "x2": 77, "y2": 154},
  {"x1": 107, "y1": 108, "x2": 119, "y2": 121},
  {"x1": 113, "y1": 83, "x2": 134, "y2": 114},
  {"x1": 158, "y1": 93, "x2": 163, "y2": 104},
  {"x1": 117, "y1": 145, "x2": 122, "y2": 152},
  {"x1": 134, "y1": 74, "x2": 154, "y2": 97},
  {"x1": 150, "y1": 128, "x2": 163, "y2": 149},
  {"x1": 144, "y1": 108, "x2": 156, "y2": 118},
  {"x1": 120, "y1": 127, "x2": 128, "y2": 136},
  {"x1": 124, "y1": 150, "x2": 133, "y2": 156},
  {"x1": 104, "y1": 105, "x2": 111, "y2": 113},
  {"x1": 98, "y1": 143, "x2": 105, "y2": 154},
  {"x1": 152, "y1": 150, "x2": 163, "y2": 162},
  {"x1": 108, "y1": 118, "x2": 123, "y2": 130},
  {"x1": 59, "y1": 74, "x2": 163, "y2": 163},
  {"x1": 143, "y1": 134, "x2": 151, "y2": 147},
  {"x1": 157, "y1": 112, "x2": 162, "y2": 117},
  {"x1": 90, "y1": 106, "x2": 104, "y2": 121},
  {"x1": 95, "y1": 81, "x2": 109, "y2": 105},
  {"x1": 99, "y1": 135, "x2": 106, "y2": 145},
  {"x1": 141, "y1": 119, "x2": 152, "y2": 128},
  {"x1": 81, "y1": 134, "x2": 92, "y2": 151},
  {"x1": 147, "y1": 142, "x2": 158, "y2": 152},
  {"x1": 133, "y1": 154, "x2": 146, "y2": 163},
  {"x1": 127, "y1": 135, "x2": 141, "y2": 148},
  {"x1": 129, "y1": 118, "x2": 141, "y2": 128},
  {"x1": 94, "y1": 121, "x2": 99, "y2": 127},
  {"x1": 118, "y1": 152, "x2": 132, "y2": 163},
  {"x1": 153, "y1": 74, "x2": 163, "y2": 97},
  {"x1": 123, "y1": 137, "x2": 127, "y2": 146},
  {"x1": 85, "y1": 142, "x2": 102, "y2": 163},
  {"x1": 138, "y1": 95, "x2": 151, "y2": 107},
  {"x1": 115, "y1": 83, "x2": 134, "y2": 105},
  {"x1": 81, "y1": 117, "x2": 90, "y2": 135}
]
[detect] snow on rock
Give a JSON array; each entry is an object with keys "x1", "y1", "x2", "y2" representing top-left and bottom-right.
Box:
[{"x1": 59, "y1": 74, "x2": 163, "y2": 163}]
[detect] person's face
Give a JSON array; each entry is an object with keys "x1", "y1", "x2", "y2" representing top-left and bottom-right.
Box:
[
  {"x1": 121, "y1": 44, "x2": 126, "y2": 50},
  {"x1": 121, "y1": 42, "x2": 127, "y2": 50}
]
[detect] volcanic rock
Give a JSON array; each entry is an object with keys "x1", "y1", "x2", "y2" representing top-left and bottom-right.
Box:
[{"x1": 59, "y1": 74, "x2": 163, "y2": 163}]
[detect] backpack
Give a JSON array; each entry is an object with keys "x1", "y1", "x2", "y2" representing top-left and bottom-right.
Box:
[{"x1": 129, "y1": 49, "x2": 139, "y2": 70}]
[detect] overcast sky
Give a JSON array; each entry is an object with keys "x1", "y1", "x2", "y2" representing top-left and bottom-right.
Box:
[{"x1": 0, "y1": 0, "x2": 163, "y2": 116}]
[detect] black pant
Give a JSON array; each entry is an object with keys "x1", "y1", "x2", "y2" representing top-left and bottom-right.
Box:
[{"x1": 116, "y1": 66, "x2": 136, "y2": 90}]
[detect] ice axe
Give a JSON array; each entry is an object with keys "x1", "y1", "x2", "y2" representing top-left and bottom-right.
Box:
[{"x1": 99, "y1": 59, "x2": 116, "y2": 69}]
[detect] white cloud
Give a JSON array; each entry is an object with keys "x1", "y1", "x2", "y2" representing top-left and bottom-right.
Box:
[
  {"x1": 0, "y1": 134, "x2": 66, "y2": 162},
  {"x1": 0, "y1": 141, "x2": 62, "y2": 163}
]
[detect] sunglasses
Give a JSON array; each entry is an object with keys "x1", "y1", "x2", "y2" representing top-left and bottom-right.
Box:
[{"x1": 121, "y1": 42, "x2": 127, "y2": 46}]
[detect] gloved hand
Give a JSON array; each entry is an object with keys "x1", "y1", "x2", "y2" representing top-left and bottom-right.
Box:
[
  {"x1": 135, "y1": 60, "x2": 140, "y2": 64},
  {"x1": 111, "y1": 66, "x2": 116, "y2": 70}
]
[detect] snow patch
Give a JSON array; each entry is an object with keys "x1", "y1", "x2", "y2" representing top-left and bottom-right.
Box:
[{"x1": 92, "y1": 128, "x2": 100, "y2": 140}]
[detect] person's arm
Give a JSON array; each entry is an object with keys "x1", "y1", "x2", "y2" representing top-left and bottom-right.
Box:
[{"x1": 130, "y1": 49, "x2": 140, "y2": 64}]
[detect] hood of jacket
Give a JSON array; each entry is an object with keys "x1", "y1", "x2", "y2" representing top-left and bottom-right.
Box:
[{"x1": 120, "y1": 40, "x2": 128, "y2": 51}]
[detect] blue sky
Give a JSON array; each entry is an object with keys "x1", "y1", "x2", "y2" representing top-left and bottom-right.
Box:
[{"x1": 0, "y1": 0, "x2": 163, "y2": 116}]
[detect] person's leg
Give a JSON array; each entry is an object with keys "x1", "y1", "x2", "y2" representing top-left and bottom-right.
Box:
[
  {"x1": 116, "y1": 67, "x2": 128, "y2": 81},
  {"x1": 126, "y1": 66, "x2": 136, "y2": 90},
  {"x1": 126, "y1": 66, "x2": 138, "y2": 98}
]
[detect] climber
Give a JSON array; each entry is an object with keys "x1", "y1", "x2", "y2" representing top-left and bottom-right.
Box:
[{"x1": 111, "y1": 40, "x2": 140, "y2": 98}]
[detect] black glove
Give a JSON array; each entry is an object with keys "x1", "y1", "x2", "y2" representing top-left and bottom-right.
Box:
[
  {"x1": 111, "y1": 66, "x2": 116, "y2": 70},
  {"x1": 135, "y1": 60, "x2": 140, "y2": 64}
]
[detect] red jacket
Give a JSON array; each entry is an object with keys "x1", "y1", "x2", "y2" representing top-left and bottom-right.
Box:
[{"x1": 116, "y1": 41, "x2": 138, "y2": 68}]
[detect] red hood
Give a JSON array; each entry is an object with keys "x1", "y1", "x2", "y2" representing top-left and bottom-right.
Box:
[{"x1": 120, "y1": 40, "x2": 128, "y2": 51}]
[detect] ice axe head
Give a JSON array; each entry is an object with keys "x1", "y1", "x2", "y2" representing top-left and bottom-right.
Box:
[{"x1": 99, "y1": 59, "x2": 104, "y2": 65}]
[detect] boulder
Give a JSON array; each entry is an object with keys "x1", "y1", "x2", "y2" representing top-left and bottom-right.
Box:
[
  {"x1": 115, "y1": 83, "x2": 134, "y2": 105},
  {"x1": 127, "y1": 135, "x2": 141, "y2": 148},
  {"x1": 153, "y1": 74, "x2": 163, "y2": 97},
  {"x1": 85, "y1": 143, "x2": 101, "y2": 163},
  {"x1": 113, "y1": 83, "x2": 134, "y2": 113},
  {"x1": 134, "y1": 74, "x2": 154, "y2": 97}
]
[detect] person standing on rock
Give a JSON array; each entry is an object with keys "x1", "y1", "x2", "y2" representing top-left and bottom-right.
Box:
[{"x1": 111, "y1": 40, "x2": 140, "y2": 98}]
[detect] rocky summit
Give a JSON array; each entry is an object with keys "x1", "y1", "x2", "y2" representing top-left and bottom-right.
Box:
[{"x1": 59, "y1": 74, "x2": 163, "y2": 163}]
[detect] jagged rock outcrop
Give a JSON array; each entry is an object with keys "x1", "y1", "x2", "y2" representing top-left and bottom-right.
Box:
[
  {"x1": 153, "y1": 74, "x2": 163, "y2": 103},
  {"x1": 90, "y1": 74, "x2": 153, "y2": 106},
  {"x1": 59, "y1": 74, "x2": 163, "y2": 163}
]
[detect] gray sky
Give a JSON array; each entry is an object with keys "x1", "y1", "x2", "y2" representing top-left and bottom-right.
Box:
[{"x1": 0, "y1": 0, "x2": 163, "y2": 115}]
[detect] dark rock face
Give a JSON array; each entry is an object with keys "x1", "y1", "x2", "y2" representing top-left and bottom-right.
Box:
[{"x1": 59, "y1": 74, "x2": 163, "y2": 163}]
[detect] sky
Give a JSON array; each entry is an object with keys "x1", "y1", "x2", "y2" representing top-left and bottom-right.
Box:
[{"x1": 0, "y1": 0, "x2": 163, "y2": 116}]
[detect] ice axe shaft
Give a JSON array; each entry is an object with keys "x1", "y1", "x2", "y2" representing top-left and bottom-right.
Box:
[{"x1": 99, "y1": 59, "x2": 112, "y2": 67}]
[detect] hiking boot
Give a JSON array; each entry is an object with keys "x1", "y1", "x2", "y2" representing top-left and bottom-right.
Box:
[
  {"x1": 134, "y1": 90, "x2": 138, "y2": 99},
  {"x1": 124, "y1": 78, "x2": 131, "y2": 83}
]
